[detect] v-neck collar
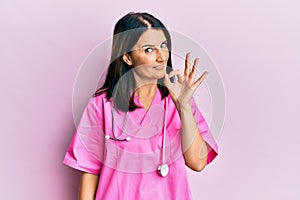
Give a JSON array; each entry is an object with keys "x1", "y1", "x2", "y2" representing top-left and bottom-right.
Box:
[
  {"x1": 132, "y1": 89, "x2": 162, "y2": 126},
  {"x1": 134, "y1": 88, "x2": 160, "y2": 110}
]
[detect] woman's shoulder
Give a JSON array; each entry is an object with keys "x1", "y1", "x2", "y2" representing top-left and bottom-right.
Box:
[{"x1": 90, "y1": 92, "x2": 112, "y2": 107}]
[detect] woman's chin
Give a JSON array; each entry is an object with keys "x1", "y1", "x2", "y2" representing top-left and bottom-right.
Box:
[{"x1": 155, "y1": 71, "x2": 166, "y2": 80}]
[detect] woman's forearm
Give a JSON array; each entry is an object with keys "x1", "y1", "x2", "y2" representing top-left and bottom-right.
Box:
[
  {"x1": 177, "y1": 103, "x2": 208, "y2": 172},
  {"x1": 79, "y1": 172, "x2": 99, "y2": 200}
]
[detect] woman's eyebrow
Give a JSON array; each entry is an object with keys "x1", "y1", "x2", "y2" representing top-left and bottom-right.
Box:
[
  {"x1": 141, "y1": 40, "x2": 168, "y2": 48},
  {"x1": 141, "y1": 44, "x2": 155, "y2": 48}
]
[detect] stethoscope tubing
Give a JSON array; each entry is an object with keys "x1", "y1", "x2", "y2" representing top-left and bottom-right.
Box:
[{"x1": 105, "y1": 98, "x2": 169, "y2": 176}]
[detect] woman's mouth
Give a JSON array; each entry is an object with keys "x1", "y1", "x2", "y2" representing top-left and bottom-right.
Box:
[{"x1": 153, "y1": 65, "x2": 164, "y2": 70}]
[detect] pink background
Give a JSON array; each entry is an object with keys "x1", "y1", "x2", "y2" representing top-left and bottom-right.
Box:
[{"x1": 1, "y1": 0, "x2": 299, "y2": 199}]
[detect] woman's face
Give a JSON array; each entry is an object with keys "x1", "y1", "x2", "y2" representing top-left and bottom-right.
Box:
[{"x1": 123, "y1": 29, "x2": 169, "y2": 83}]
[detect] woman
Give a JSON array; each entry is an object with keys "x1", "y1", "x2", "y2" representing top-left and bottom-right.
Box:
[{"x1": 64, "y1": 12, "x2": 218, "y2": 200}]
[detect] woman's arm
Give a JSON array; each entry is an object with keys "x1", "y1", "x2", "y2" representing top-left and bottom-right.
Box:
[
  {"x1": 163, "y1": 52, "x2": 209, "y2": 172},
  {"x1": 177, "y1": 103, "x2": 208, "y2": 172},
  {"x1": 79, "y1": 172, "x2": 99, "y2": 200}
]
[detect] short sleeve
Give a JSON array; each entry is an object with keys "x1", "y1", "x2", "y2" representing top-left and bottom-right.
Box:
[
  {"x1": 63, "y1": 97, "x2": 105, "y2": 175},
  {"x1": 190, "y1": 98, "x2": 219, "y2": 165}
]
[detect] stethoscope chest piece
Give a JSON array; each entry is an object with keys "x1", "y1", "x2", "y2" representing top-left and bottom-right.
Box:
[{"x1": 157, "y1": 163, "x2": 169, "y2": 177}]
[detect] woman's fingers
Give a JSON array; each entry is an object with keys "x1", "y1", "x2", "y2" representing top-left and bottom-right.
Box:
[
  {"x1": 177, "y1": 73, "x2": 185, "y2": 83},
  {"x1": 163, "y1": 71, "x2": 172, "y2": 86},
  {"x1": 189, "y1": 58, "x2": 199, "y2": 80},
  {"x1": 168, "y1": 70, "x2": 184, "y2": 83},
  {"x1": 193, "y1": 71, "x2": 208, "y2": 90},
  {"x1": 184, "y1": 52, "x2": 200, "y2": 81},
  {"x1": 165, "y1": 64, "x2": 208, "y2": 91},
  {"x1": 184, "y1": 52, "x2": 191, "y2": 77},
  {"x1": 168, "y1": 69, "x2": 181, "y2": 77}
]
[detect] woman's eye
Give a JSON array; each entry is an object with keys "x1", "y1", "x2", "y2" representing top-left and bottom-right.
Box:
[
  {"x1": 144, "y1": 48, "x2": 154, "y2": 53},
  {"x1": 161, "y1": 42, "x2": 168, "y2": 49}
]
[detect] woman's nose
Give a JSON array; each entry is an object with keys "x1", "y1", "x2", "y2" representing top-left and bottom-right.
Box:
[{"x1": 156, "y1": 49, "x2": 167, "y2": 62}]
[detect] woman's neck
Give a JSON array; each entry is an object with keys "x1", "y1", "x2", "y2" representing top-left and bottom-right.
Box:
[{"x1": 135, "y1": 83, "x2": 158, "y2": 98}]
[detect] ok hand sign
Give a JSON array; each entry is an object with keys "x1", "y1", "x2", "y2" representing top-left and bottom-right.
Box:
[{"x1": 163, "y1": 52, "x2": 208, "y2": 109}]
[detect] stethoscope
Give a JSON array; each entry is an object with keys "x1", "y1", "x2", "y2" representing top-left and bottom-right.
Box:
[
  {"x1": 105, "y1": 100, "x2": 169, "y2": 177},
  {"x1": 105, "y1": 108, "x2": 131, "y2": 141}
]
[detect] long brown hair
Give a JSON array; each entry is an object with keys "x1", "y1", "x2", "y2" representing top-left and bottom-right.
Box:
[{"x1": 94, "y1": 12, "x2": 173, "y2": 111}]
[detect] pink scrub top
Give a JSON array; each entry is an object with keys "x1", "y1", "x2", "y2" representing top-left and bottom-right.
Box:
[{"x1": 63, "y1": 90, "x2": 218, "y2": 200}]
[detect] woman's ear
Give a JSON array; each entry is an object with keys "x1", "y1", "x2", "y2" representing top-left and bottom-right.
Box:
[{"x1": 122, "y1": 53, "x2": 133, "y2": 66}]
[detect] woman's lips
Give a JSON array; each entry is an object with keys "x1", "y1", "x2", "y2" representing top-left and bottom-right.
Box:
[{"x1": 153, "y1": 65, "x2": 164, "y2": 70}]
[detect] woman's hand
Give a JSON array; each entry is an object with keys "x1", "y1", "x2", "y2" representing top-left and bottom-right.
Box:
[
  {"x1": 163, "y1": 52, "x2": 208, "y2": 110},
  {"x1": 164, "y1": 53, "x2": 209, "y2": 171}
]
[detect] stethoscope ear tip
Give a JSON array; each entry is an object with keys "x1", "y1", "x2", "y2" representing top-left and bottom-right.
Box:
[
  {"x1": 125, "y1": 136, "x2": 131, "y2": 141},
  {"x1": 105, "y1": 135, "x2": 110, "y2": 140}
]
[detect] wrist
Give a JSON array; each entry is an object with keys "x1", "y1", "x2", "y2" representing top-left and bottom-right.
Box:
[{"x1": 175, "y1": 101, "x2": 192, "y2": 115}]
